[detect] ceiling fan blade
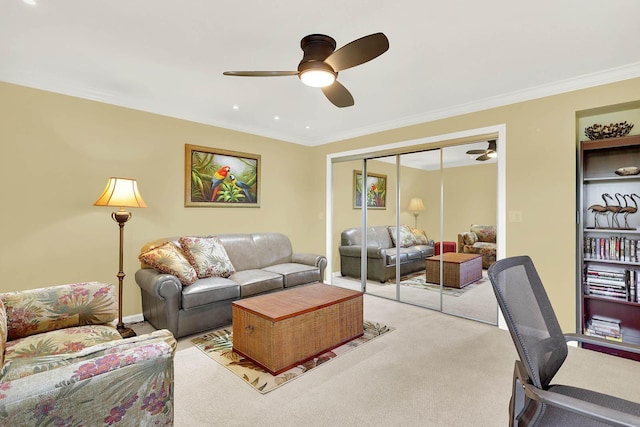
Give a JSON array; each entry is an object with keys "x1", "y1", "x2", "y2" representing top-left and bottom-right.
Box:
[
  {"x1": 324, "y1": 33, "x2": 389, "y2": 72},
  {"x1": 466, "y1": 149, "x2": 487, "y2": 155},
  {"x1": 223, "y1": 71, "x2": 299, "y2": 77},
  {"x1": 321, "y1": 81, "x2": 354, "y2": 108},
  {"x1": 476, "y1": 154, "x2": 490, "y2": 161}
]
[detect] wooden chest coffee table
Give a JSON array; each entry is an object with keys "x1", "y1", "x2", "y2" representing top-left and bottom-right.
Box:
[
  {"x1": 232, "y1": 283, "x2": 363, "y2": 375},
  {"x1": 425, "y1": 253, "x2": 482, "y2": 288}
]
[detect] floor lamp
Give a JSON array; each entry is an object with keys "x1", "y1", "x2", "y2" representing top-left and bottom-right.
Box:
[
  {"x1": 94, "y1": 177, "x2": 147, "y2": 338},
  {"x1": 408, "y1": 197, "x2": 425, "y2": 228}
]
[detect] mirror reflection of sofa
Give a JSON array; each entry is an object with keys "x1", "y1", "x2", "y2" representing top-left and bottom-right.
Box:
[
  {"x1": 457, "y1": 224, "x2": 497, "y2": 269},
  {"x1": 340, "y1": 225, "x2": 435, "y2": 283}
]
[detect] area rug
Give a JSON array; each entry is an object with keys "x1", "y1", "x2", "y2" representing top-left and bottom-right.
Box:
[
  {"x1": 393, "y1": 271, "x2": 487, "y2": 297},
  {"x1": 191, "y1": 320, "x2": 393, "y2": 394}
]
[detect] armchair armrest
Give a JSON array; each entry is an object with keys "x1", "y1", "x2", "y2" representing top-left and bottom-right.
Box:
[
  {"x1": 511, "y1": 359, "x2": 640, "y2": 427},
  {"x1": 0, "y1": 330, "x2": 176, "y2": 425},
  {"x1": 523, "y1": 384, "x2": 640, "y2": 427},
  {"x1": 564, "y1": 333, "x2": 640, "y2": 354}
]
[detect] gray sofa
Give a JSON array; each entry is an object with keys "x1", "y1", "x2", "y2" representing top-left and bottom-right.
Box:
[
  {"x1": 339, "y1": 226, "x2": 435, "y2": 283},
  {"x1": 135, "y1": 232, "x2": 327, "y2": 338}
]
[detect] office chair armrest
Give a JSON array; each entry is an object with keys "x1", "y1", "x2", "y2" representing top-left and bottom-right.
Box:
[
  {"x1": 564, "y1": 333, "x2": 640, "y2": 355},
  {"x1": 521, "y1": 382, "x2": 640, "y2": 427}
]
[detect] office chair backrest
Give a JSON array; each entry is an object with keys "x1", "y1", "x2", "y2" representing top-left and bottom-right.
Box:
[{"x1": 488, "y1": 256, "x2": 568, "y2": 389}]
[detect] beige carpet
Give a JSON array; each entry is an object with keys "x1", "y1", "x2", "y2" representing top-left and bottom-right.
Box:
[
  {"x1": 134, "y1": 292, "x2": 640, "y2": 426},
  {"x1": 190, "y1": 321, "x2": 393, "y2": 393}
]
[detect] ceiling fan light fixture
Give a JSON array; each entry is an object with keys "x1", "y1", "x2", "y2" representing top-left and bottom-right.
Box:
[
  {"x1": 487, "y1": 151, "x2": 497, "y2": 158},
  {"x1": 300, "y1": 68, "x2": 336, "y2": 88}
]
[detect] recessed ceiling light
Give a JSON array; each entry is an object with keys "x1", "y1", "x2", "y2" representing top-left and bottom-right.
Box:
[
  {"x1": 23, "y1": 0, "x2": 37, "y2": 5},
  {"x1": 274, "y1": 116, "x2": 279, "y2": 120},
  {"x1": 232, "y1": 105, "x2": 239, "y2": 110},
  {"x1": 305, "y1": 126, "x2": 311, "y2": 129}
]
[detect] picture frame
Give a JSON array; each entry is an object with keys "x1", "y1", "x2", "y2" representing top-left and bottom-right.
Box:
[
  {"x1": 353, "y1": 170, "x2": 386, "y2": 209},
  {"x1": 185, "y1": 144, "x2": 260, "y2": 207}
]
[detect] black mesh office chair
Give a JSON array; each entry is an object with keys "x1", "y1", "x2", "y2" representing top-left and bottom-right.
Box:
[{"x1": 488, "y1": 256, "x2": 640, "y2": 426}]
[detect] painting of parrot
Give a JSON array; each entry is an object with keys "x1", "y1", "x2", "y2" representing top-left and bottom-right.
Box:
[
  {"x1": 229, "y1": 174, "x2": 253, "y2": 202},
  {"x1": 211, "y1": 166, "x2": 231, "y2": 201}
]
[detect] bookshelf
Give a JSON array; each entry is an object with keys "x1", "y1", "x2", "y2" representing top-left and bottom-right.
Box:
[{"x1": 578, "y1": 133, "x2": 640, "y2": 361}]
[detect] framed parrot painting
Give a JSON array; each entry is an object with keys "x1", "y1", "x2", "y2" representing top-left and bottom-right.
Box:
[
  {"x1": 353, "y1": 170, "x2": 386, "y2": 209},
  {"x1": 185, "y1": 144, "x2": 260, "y2": 207}
]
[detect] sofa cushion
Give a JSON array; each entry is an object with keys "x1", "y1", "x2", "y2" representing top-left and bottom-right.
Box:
[
  {"x1": 400, "y1": 247, "x2": 423, "y2": 261},
  {"x1": 229, "y1": 270, "x2": 283, "y2": 297},
  {"x1": 0, "y1": 299, "x2": 6, "y2": 367},
  {"x1": 384, "y1": 248, "x2": 409, "y2": 265},
  {"x1": 262, "y1": 263, "x2": 321, "y2": 288},
  {"x1": 412, "y1": 244, "x2": 435, "y2": 259},
  {"x1": 251, "y1": 233, "x2": 294, "y2": 268},
  {"x1": 470, "y1": 224, "x2": 496, "y2": 243},
  {"x1": 178, "y1": 236, "x2": 236, "y2": 279},
  {"x1": 139, "y1": 241, "x2": 198, "y2": 285},
  {"x1": 388, "y1": 225, "x2": 416, "y2": 248},
  {"x1": 181, "y1": 276, "x2": 240, "y2": 310}
]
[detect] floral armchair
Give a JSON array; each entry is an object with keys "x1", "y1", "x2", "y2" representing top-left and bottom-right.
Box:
[
  {"x1": 0, "y1": 282, "x2": 176, "y2": 426},
  {"x1": 457, "y1": 224, "x2": 497, "y2": 269}
]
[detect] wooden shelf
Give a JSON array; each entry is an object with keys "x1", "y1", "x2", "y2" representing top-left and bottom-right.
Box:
[{"x1": 578, "y1": 132, "x2": 640, "y2": 362}]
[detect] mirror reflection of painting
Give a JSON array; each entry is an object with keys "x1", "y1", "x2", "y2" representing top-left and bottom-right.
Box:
[
  {"x1": 185, "y1": 144, "x2": 260, "y2": 207},
  {"x1": 353, "y1": 170, "x2": 386, "y2": 209}
]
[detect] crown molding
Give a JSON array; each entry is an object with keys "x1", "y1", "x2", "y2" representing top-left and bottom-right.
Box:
[{"x1": 3, "y1": 61, "x2": 639, "y2": 147}]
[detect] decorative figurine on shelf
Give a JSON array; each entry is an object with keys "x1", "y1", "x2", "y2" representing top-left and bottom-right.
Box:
[
  {"x1": 589, "y1": 193, "x2": 612, "y2": 229},
  {"x1": 620, "y1": 193, "x2": 639, "y2": 230},
  {"x1": 605, "y1": 193, "x2": 624, "y2": 229}
]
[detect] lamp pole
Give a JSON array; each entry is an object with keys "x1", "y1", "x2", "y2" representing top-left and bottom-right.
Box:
[{"x1": 112, "y1": 209, "x2": 136, "y2": 338}]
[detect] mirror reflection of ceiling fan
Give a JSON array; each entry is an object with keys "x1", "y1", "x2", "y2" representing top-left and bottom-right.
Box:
[
  {"x1": 223, "y1": 33, "x2": 389, "y2": 108},
  {"x1": 466, "y1": 140, "x2": 497, "y2": 161}
]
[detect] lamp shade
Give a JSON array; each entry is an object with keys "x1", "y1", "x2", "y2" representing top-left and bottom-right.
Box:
[
  {"x1": 408, "y1": 197, "x2": 425, "y2": 213},
  {"x1": 94, "y1": 177, "x2": 147, "y2": 208}
]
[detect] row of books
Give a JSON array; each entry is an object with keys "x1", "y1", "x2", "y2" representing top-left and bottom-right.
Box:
[
  {"x1": 584, "y1": 236, "x2": 640, "y2": 262},
  {"x1": 584, "y1": 266, "x2": 638, "y2": 302},
  {"x1": 584, "y1": 315, "x2": 622, "y2": 342}
]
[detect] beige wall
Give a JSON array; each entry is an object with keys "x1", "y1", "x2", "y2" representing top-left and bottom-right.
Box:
[
  {"x1": 3, "y1": 77, "x2": 640, "y2": 332},
  {"x1": 0, "y1": 82, "x2": 325, "y2": 317},
  {"x1": 315, "y1": 77, "x2": 640, "y2": 330}
]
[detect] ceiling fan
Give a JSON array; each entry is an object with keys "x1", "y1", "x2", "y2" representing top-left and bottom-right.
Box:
[
  {"x1": 222, "y1": 32, "x2": 389, "y2": 108},
  {"x1": 466, "y1": 140, "x2": 497, "y2": 161}
]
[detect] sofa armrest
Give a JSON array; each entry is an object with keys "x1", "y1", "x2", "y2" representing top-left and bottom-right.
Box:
[
  {"x1": 1, "y1": 282, "x2": 117, "y2": 341},
  {"x1": 0, "y1": 330, "x2": 175, "y2": 425},
  {"x1": 293, "y1": 252, "x2": 327, "y2": 269},
  {"x1": 292, "y1": 253, "x2": 328, "y2": 280},
  {"x1": 135, "y1": 269, "x2": 182, "y2": 300}
]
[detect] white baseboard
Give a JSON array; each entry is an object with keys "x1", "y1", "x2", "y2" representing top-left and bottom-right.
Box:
[{"x1": 123, "y1": 313, "x2": 145, "y2": 324}]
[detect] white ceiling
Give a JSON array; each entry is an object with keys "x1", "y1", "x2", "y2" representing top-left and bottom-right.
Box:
[{"x1": 2, "y1": 0, "x2": 640, "y2": 148}]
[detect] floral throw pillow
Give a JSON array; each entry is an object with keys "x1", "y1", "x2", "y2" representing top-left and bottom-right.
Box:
[
  {"x1": 409, "y1": 227, "x2": 429, "y2": 245},
  {"x1": 388, "y1": 225, "x2": 416, "y2": 248},
  {"x1": 178, "y1": 236, "x2": 236, "y2": 279},
  {"x1": 139, "y1": 242, "x2": 197, "y2": 285},
  {"x1": 0, "y1": 298, "x2": 6, "y2": 367}
]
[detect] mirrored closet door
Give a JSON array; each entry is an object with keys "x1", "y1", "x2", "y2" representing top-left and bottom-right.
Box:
[{"x1": 330, "y1": 139, "x2": 498, "y2": 325}]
